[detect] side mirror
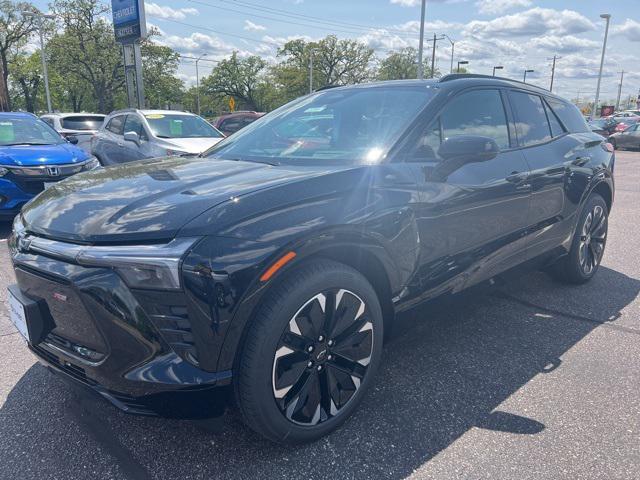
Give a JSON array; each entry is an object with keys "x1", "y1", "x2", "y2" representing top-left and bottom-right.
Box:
[
  {"x1": 66, "y1": 135, "x2": 79, "y2": 145},
  {"x1": 123, "y1": 131, "x2": 140, "y2": 145},
  {"x1": 438, "y1": 135, "x2": 499, "y2": 163}
]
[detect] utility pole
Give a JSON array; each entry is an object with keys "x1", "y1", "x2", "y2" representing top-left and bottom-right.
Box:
[
  {"x1": 417, "y1": 0, "x2": 426, "y2": 79},
  {"x1": 195, "y1": 53, "x2": 207, "y2": 115},
  {"x1": 593, "y1": 13, "x2": 611, "y2": 118},
  {"x1": 548, "y1": 55, "x2": 560, "y2": 92},
  {"x1": 615, "y1": 70, "x2": 624, "y2": 111},
  {"x1": 308, "y1": 49, "x2": 317, "y2": 93},
  {"x1": 22, "y1": 11, "x2": 55, "y2": 113},
  {"x1": 430, "y1": 33, "x2": 437, "y2": 78}
]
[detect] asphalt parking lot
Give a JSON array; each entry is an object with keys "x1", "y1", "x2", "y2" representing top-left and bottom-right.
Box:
[{"x1": 1, "y1": 151, "x2": 639, "y2": 480}]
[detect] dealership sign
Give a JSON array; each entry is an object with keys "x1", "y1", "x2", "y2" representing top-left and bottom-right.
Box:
[{"x1": 111, "y1": 0, "x2": 147, "y2": 43}]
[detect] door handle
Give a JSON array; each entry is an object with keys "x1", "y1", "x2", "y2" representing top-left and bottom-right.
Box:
[
  {"x1": 117, "y1": 142, "x2": 124, "y2": 147},
  {"x1": 506, "y1": 171, "x2": 527, "y2": 183}
]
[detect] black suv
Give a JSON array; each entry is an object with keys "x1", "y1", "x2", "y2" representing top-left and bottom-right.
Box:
[{"x1": 8, "y1": 75, "x2": 614, "y2": 444}]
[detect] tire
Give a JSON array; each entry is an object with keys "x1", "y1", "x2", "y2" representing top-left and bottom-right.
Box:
[
  {"x1": 550, "y1": 193, "x2": 608, "y2": 284},
  {"x1": 236, "y1": 259, "x2": 384, "y2": 444}
]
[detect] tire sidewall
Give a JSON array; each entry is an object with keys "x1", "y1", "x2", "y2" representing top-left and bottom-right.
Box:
[
  {"x1": 567, "y1": 193, "x2": 608, "y2": 282},
  {"x1": 240, "y1": 261, "x2": 384, "y2": 443}
]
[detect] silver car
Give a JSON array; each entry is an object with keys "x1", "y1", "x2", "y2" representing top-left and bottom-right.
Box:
[
  {"x1": 91, "y1": 109, "x2": 225, "y2": 165},
  {"x1": 40, "y1": 113, "x2": 106, "y2": 153},
  {"x1": 608, "y1": 123, "x2": 640, "y2": 150}
]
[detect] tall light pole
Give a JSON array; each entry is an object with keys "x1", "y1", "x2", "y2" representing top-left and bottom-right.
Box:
[
  {"x1": 492, "y1": 65, "x2": 503, "y2": 76},
  {"x1": 429, "y1": 34, "x2": 445, "y2": 78},
  {"x1": 417, "y1": 0, "x2": 427, "y2": 79},
  {"x1": 615, "y1": 70, "x2": 624, "y2": 112},
  {"x1": 441, "y1": 34, "x2": 454, "y2": 74},
  {"x1": 593, "y1": 13, "x2": 611, "y2": 118},
  {"x1": 523, "y1": 69, "x2": 534, "y2": 82},
  {"x1": 456, "y1": 60, "x2": 468, "y2": 73},
  {"x1": 22, "y1": 11, "x2": 55, "y2": 113},
  {"x1": 195, "y1": 53, "x2": 207, "y2": 115},
  {"x1": 309, "y1": 48, "x2": 318, "y2": 93},
  {"x1": 548, "y1": 55, "x2": 560, "y2": 92}
]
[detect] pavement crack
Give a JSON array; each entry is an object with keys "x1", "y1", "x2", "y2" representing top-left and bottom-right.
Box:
[{"x1": 493, "y1": 291, "x2": 640, "y2": 336}]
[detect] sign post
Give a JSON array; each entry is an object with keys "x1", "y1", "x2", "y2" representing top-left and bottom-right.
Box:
[{"x1": 112, "y1": 0, "x2": 147, "y2": 108}]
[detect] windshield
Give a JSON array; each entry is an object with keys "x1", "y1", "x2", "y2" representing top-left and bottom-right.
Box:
[
  {"x1": 204, "y1": 86, "x2": 436, "y2": 165},
  {"x1": 0, "y1": 117, "x2": 64, "y2": 146},
  {"x1": 144, "y1": 113, "x2": 223, "y2": 139}
]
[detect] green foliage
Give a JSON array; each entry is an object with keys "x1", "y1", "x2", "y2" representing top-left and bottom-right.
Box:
[
  {"x1": 7, "y1": 52, "x2": 41, "y2": 112},
  {"x1": 141, "y1": 31, "x2": 184, "y2": 109}
]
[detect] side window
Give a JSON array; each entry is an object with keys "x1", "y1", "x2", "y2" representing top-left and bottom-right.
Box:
[
  {"x1": 509, "y1": 91, "x2": 552, "y2": 146},
  {"x1": 441, "y1": 89, "x2": 510, "y2": 149},
  {"x1": 124, "y1": 115, "x2": 148, "y2": 141},
  {"x1": 547, "y1": 98, "x2": 589, "y2": 133},
  {"x1": 106, "y1": 115, "x2": 125, "y2": 135},
  {"x1": 41, "y1": 117, "x2": 55, "y2": 128},
  {"x1": 543, "y1": 99, "x2": 565, "y2": 137}
]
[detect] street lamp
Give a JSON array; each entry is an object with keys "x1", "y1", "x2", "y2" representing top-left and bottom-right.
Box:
[
  {"x1": 417, "y1": 0, "x2": 427, "y2": 79},
  {"x1": 492, "y1": 65, "x2": 503, "y2": 76},
  {"x1": 309, "y1": 48, "x2": 318, "y2": 93},
  {"x1": 195, "y1": 53, "x2": 207, "y2": 116},
  {"x1": 456, "y1": 60, "x2": 468, "y2": 73},
  {"x1": 593, "y1": 13, "x2": 611, "y2": 118},
  {"x1": 442, "y1": 34, "x2": 455, "y2": 74},
  {"x1": 22, "y1": 10, "x2": 55, "y2": 113},
  {"x1": 523, "y1": 69, "x2": 534, "y2": 82}
]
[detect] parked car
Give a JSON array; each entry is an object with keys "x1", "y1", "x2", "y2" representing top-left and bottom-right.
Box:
[
  {"x1": 8, "y1": 75, "x2": 614, "y2": 444},
  {"x1": 607, "y1": 110, "x2": 640, "y2": 119},
  {"x1": 588, "y1": 117, "x2": 617, "y2": 136},
  {"x1": 613, "y1": 118, "x2": 639, "y2": 133},
  {"x1": 0, "y1": 112, "x2": 99, "y2": 221},
  {"x1": 92, "y1": 109, "x2": 225, "y2": 165},
  {"x1": 212, "y1": 111, "x2": 265, "y2": 136},
  {"x1": 608, "y1": 123, "x2": 640, "y2": 150},
  {"x1": 40, "y1": 113, "x2": 105, "y2": 153}
]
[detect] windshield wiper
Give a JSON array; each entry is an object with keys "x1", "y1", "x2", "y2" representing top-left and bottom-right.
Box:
[{"x1": 224, "y1": 157, "x2": 280, "y2": 166}]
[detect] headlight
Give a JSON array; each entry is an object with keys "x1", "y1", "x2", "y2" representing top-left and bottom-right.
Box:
[
  {"x1": 0, "y1": 167, "x2": 8, "y2": 176},
  {"x1": 23, "y1": 236, "x2": 200, "y2": 290},
  {"x1": 83, "y1": 156, "x2": 101, "y2": 170}
]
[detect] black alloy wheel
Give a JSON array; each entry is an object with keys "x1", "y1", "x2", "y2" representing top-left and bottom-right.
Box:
[
  {"x1": 272, "y1": 289, "x2": 373, "y2": 425},
  {"x1": 577, "y1": 203, "x2": 607, "y2": 276}
]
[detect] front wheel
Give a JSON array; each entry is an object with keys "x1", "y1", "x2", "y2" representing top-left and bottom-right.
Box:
[
  {"x1": 550, "y1": 193, "x2": 608, "y2": 284},
  {"x1": 236, "y1": 259, "x2": 384, "y2": 444}
]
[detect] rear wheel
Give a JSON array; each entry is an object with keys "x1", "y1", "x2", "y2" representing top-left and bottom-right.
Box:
[
  {"x1": 550, "y1": 193, "x2": 608, "y2": 284},
  {"x1": 236, "y1": 259, "x2": 383, "y2": 444}
]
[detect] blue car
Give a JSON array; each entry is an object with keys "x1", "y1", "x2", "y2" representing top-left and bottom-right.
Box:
[{"x1": 0, "y1": 112, "x2": 99, "y2": 220}]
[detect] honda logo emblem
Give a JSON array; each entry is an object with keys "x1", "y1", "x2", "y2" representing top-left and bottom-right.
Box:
[{"x1": 47, "y1": 166, "x2": 60, "y2": 176}]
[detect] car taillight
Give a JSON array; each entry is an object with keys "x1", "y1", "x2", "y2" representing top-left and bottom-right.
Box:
[{"x1": 603, "y1": 142, "x2": 614, "y2": 152}]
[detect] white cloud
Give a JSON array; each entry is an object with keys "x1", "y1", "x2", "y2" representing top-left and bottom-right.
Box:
[
  {"x1": 390, "y1": 0, "x2": 457, "y2": 6},
  {"x1": 244, "y1": 20, "x2": 267, "y2": 32},
  {"x1": 145, "y1": 2, "x2": 198, "y2": 20},
  {"x1": 612, "y1": 19, "x2": 640, "y2": 42},
  {"x1": 465, "y1": 7, "x2": 595, "y2": 38},
  {"x1": 475, "y1": 0, "x2": 530, "y2": 15},
  {"x1": 531, "y1": 35, "x2": 600, "y2": 53}
]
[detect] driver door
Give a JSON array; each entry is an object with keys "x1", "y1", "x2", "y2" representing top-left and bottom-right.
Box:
[{"x1": 404, "y1": 88, "x2": 532, "y2": 297}]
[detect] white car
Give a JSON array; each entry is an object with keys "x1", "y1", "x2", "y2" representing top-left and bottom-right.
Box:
[
  {"x1": 40, "y1": 113, "x2": 106, "y2": 153},
  {"x1": 91, "y1": 109, "x2": 225, "y2": 165}
]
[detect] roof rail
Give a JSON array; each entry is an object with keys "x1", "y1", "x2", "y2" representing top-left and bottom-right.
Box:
[
  {"x1": 315, "y1": 84, "x2": 342, "y2": 92},
  {"x1": 439, "y1": 73, "x2": 550, "y2": 91}
]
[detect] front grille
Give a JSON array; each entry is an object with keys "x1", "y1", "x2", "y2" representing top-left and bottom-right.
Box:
[
  {"x1": 3, "y1": 171, "x2": 74, "y2": 194},
  {"x1": 3, "y1": 160, "x2": 93, "y2": 194}
]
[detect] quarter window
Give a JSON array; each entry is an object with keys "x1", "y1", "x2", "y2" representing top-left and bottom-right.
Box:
[
  {"x1": 543, "y1": 99, "x2": 565, "y2": 137},
  {"x1": 546, "y1": 98, "x2": 589, "y2": 133},
  {"x1": 510, "y1": 91, "x2": 552, "y2": 146}
]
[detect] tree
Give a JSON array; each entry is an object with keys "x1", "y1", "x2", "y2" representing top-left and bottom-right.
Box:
[
  {"x1": 0, "y1": 1, "x2": 38, "y2": 109},
  {"x1": 141, "y1": 33, "x2": 184, "y2": 109},
  {"x1": 8, "y1": 52, "x2": 41, "y2": 112},
  {"x1": 376, "y1": 47, "x2": 439, "y2": 81},
  {"x1": 201, "y1": 52, "x2": 268, "y2": 111},
  {"x1": 274, "y1": 35, "x2": 375, "y2": 101},
  {"x1": 49, "y1": 0, "x2": 125, "y2": 113}
]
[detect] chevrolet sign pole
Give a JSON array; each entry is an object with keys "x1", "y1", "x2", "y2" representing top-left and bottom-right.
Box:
[{"x1": 112, "y1": 0, "x2": 147, "y2": 108}]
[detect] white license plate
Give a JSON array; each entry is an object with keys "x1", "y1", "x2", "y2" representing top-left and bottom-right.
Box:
[
  {"x1": 8, "y1": 290, "x2": 30, "y2": 342},
  {"x1": 43, "y1": 182, "x2": 56, "y2": 190}
]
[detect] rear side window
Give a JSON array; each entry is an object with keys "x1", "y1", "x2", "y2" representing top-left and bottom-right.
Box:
[
  {"x1": 61, "y1": 115, "x2": 104, "y2": 130},
  {"x1": 441, "y1": 89, "x2": 510, "y2": 149},
  {"x1": 106, "y1": 116, "x2": 125, "y2": 135},
  {"x1": 546, "y1": 98, "x2": 589, "y2": 133},
  {"x1": 41, "y1": 117, "x2": 55, "y2": 128},
  {"x1": 543, "y1": 100, "x2": 565, "y2": 137},
  {"x1": 509, "y1": 91, "x2": 551, "y2": 146}
]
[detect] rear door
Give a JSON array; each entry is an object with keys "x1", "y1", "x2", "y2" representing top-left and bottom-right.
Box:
[
  {"x1": 99, "y1": 115, "x2": 126, "y2": 165},
  {"x1": 401, "y1": 88, "x2": 531, "y2": 298}
]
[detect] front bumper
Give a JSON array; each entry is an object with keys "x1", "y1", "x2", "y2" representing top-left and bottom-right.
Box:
[{"x1": 9, "y1": 248, "x2": 233, "y2": 419}]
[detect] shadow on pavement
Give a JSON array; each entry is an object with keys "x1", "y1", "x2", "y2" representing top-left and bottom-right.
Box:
[{"x1": 1, "y1": 267, "x2": 639, "y2": 479}]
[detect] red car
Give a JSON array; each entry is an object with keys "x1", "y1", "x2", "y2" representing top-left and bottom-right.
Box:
[{"x1": 211, "y1": 111, "x2": 265, "y2": 136}]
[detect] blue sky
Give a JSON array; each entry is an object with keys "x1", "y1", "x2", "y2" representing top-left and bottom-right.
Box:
[{"x1": 33, "y1": 0, "x2": 640, "y2": 104}]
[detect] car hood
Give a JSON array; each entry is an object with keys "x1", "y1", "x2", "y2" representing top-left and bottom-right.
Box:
[
  {"x1": 21, "y1": 156, "x2": 342, "y2": 243},
  {"x1": 0, "y1": 143, "x2": 90, "y2": 166},
  {"x1": 163, "y1": 137, "x2": 224, "y2": 154}
]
